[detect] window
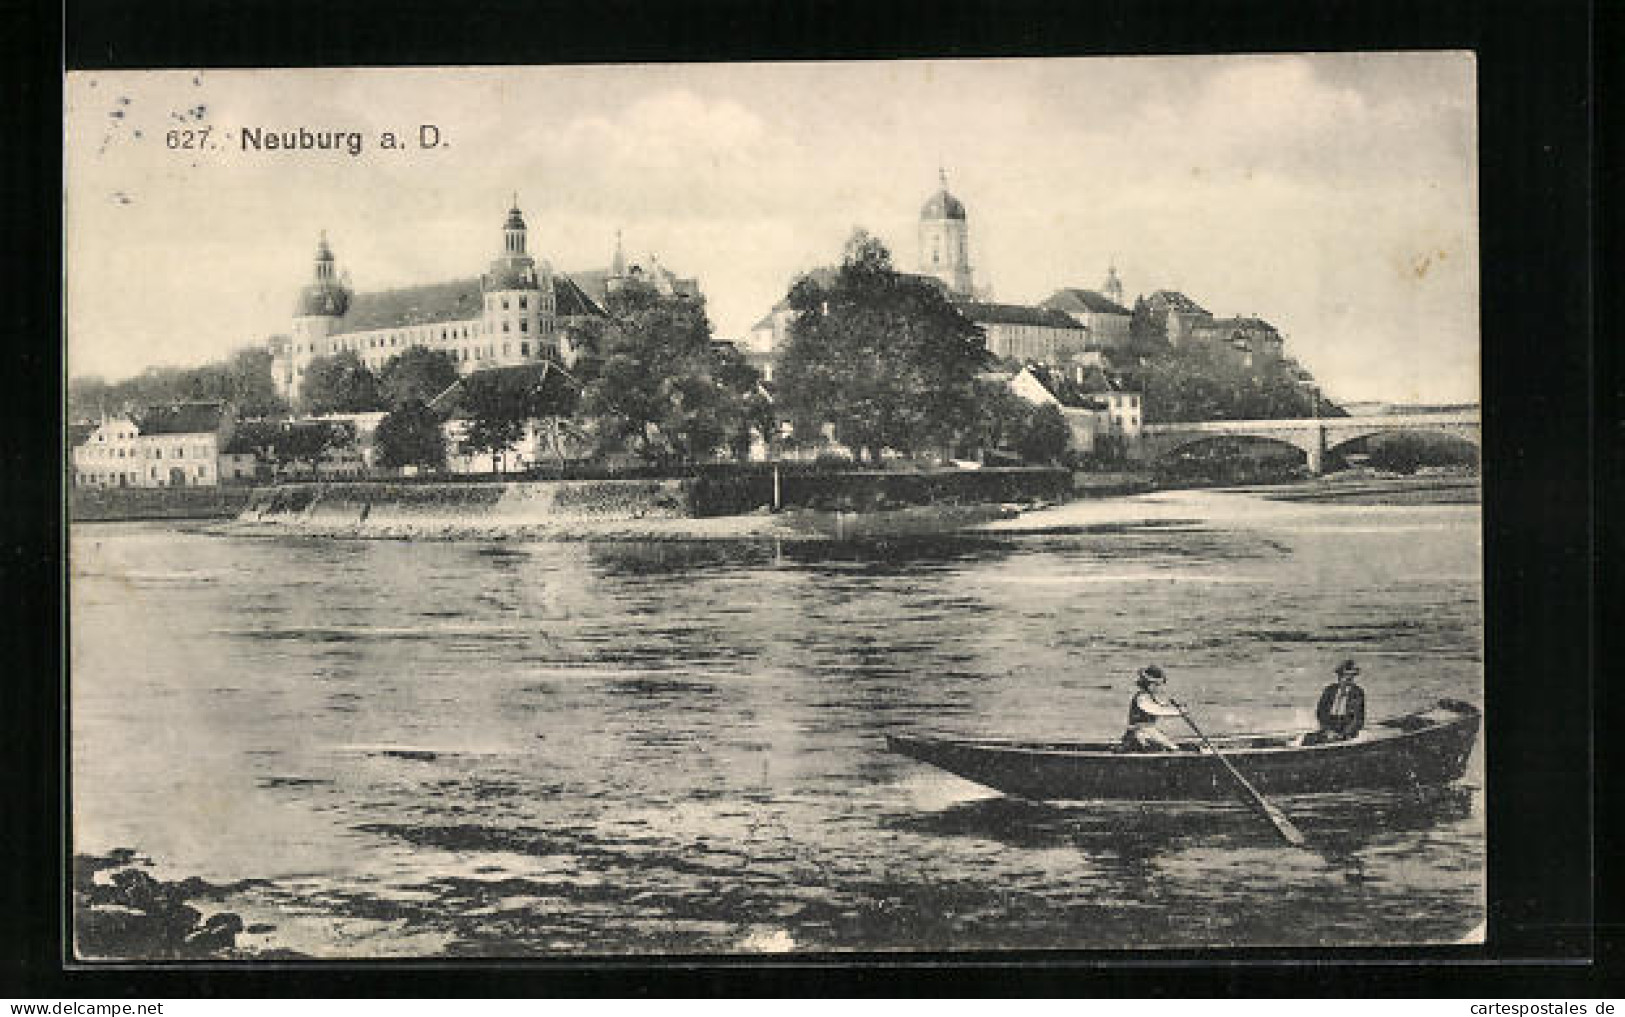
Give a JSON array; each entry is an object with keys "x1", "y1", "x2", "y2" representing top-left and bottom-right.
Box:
[
  {"x1": 519, "y1": 319, "x2": 528, "y2": 332},
  {"x1": 501, "y1": 297, "x2": 509, "y2": 311},
  {"x1": 502, "y1": 321, "x2": 509, "y2": 332},
  {"x1": 503, "y1": 343, "x2": 510, "y2": 356},
  {"x1": 520, "y1": 342, "x2": 529, "y2": 357},
  {"x1": 518, "y1": 295, "x2": 527, "y2": 310},
  {"x1": 155, "y1": 448, "x2": 162, "y2": 459}
]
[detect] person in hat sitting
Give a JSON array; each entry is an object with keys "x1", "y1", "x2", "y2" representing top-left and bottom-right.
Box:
[
  {"x1": 1120, "y1": 665, "x2": 1187, "y2": 752},
  {"x1": 1303, "y1": 658, "x2": 1366, "y2": 746}
]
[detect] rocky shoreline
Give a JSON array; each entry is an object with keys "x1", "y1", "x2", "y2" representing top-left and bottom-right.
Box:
[{"x1": 73, "y1": 849, "x2": 304, "y2": 960}]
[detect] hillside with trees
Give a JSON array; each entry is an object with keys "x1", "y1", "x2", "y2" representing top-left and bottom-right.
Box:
[{"x1": 69, "y1": 347, "x2": 289, "y2": 420}]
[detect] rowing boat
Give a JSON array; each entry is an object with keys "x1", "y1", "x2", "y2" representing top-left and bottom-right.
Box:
[{"x1": 886, "y1": 698, "x2": 1480, "y2": 802}]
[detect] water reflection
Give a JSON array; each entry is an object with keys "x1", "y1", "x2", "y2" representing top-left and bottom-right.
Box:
[
  {"x1": 887, "y1": 785, "x2": 1476, "y2": 862},
  {"x1": 71, "y1": 498, "x2": 1484, "y2": 954}
]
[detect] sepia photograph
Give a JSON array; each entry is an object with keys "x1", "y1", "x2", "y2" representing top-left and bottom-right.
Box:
[{"x1": 64, "y1": 55, "x2": 1485, "y2": 960}]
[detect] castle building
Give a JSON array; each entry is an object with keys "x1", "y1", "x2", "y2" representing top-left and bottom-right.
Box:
[
  {"x1": 955, "y1": 301, "x2": 1091, "y2": 363},
  {"x1": 271, "y1": 199, "x2": 607, "y2": 404},
  {"x1": 570, "y1": 230, "x2": 703, "y2": 307}
]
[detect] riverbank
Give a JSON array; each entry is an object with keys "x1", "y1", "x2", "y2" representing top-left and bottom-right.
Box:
[
  {"x1": 70, "y1": 485, "x2": 254, "y2": 522},
  {"x1": 223, "y1": 502, "x2": 1019, "y2": 542}
]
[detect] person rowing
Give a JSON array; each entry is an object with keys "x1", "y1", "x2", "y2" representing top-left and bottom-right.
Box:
[{"x1": 1120, "y1": 665, "x2": 1189, "y2": 752}]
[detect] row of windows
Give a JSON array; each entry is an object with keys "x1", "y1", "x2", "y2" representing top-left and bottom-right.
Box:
[
  {"x1": 76, "y1": 464, "x2": 210, "y2": 485},
  {"x1": 295, "y1": 312, "x2": 558, "y2": 359},
  {"x1": 80, "y1": 444, "x2": 211, "y2": 460}
]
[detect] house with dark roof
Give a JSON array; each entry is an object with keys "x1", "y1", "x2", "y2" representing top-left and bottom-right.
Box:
[
  {"x1": 273, "y1": 200, "x2": 608, "y2": 405},
  {"x1": 1003, "y1": 363, "x2": 1143, "y2": 458},
  {"x1": 1141, "y1": 290, "x2": 1214, "y2": 346},
  {"x1": 70, "y1": 401, "x2": 256, "y2": 489},
  {"x1": 1188, "y1": 315, "x2": 1285, "y2": 363},
  {"x1": 1038, "y1": 287, "x2": 1133, "y2": 350}
]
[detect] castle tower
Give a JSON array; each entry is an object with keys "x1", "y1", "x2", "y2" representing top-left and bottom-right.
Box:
[
  {"x1": 1102, "y1": 262, "x2": 1124, "y2": 307},
  {"x1": 918, "y1": 168, "x2": 973, "y2": 298},
  {"x1": 482, "y1": 197, "x2": 553, "y2": 366},
  {"x1": 283, "y1": 232, "x2": 351, "y2": 402}
]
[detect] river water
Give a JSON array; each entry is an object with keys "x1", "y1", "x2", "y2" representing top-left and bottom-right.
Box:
[{"x1": 70, "y1": 489, "x2": 1484, "y2": 955}]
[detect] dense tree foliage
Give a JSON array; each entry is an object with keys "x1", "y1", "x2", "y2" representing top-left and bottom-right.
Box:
[
  {"x1": 775, "y1": 231, "x2": 988, "y2": 462},
  {"x1": 69, "y1": 347, "x2": 289, "y2": 419},
  {"x1": 573, "y1": 281, "x2": 763, "y2": 464},
  {"x1": 374, "y1": 399, "x2": 447, "y2": 470},
  {"x1": 457, "y1": 365, "x2": 578, "y2": 472},
  {"x1": 231, "y1": 419, "x2": 355, "y2": 475},
  {"x1": 1016, "y1": 403, "x2": 1072, "y2": 464},
  {"x1": 379, "y1": 347, "x2": 460, "y2": 409},
  {"x1": 1361, "y1": 431, "x2": 1479, "y2": 474},
  {"x1": 299, "y1": 351, "x2": 384, "y2": 415},
  {"x1": 1136, "y1": 342, "x2": 1333, "y2": 423},
  {"x1": 963, "y1": 379, "x2": 1073, "y2": 464}
]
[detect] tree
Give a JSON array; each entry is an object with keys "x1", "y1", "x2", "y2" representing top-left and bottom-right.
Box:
[
  {"x1": 230, "y1": 419, "x2": 353, "y2": 476},
  {"x1": 966, "y1": 379, "x2": 1036, "y2": 460},
  {"x1": 379, "y1": 347, "x2": 460, "y2": 409},
  {"x1": 1015, "y1": 403, "x2": 1071, "y2": 464},
  {"x1": 775, "y1": 230, "x2": 988, "y2": 462},
  {"x1": 576, "y1": 281, "x2": 757, "y2": 464},
  {"x1": 224, "y1": 348, "x2": 291, "y2": 418},
  {"x1": 67, "y1": 345, "x2": 289, "y2": 420},
  {"x1": 1138, "y1": 341, "x2": 1325, "y2": 423},
  {"x1": 1127, "y1": 296, "x2": 1167, "y2": 357},
  {"x1": 374, "y1": 400, "x2": 447, "y2": 470},
  {"x1": 300, "y1": 351, "x2": 383, "y2": 415},
  {"x1": 459, "y1": 371, "x2": 535, "y2": 474}
]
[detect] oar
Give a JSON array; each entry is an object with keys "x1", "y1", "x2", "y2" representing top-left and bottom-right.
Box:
[{"x1": 1175, "y1": 704, "x2": 1308, "y2": 849}]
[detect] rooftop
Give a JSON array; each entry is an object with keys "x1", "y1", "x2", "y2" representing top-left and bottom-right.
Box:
[
  {"x1": 1040, "y1": 288, "x2": 1132, "y2": 316},
  {"x1": 958, "y1": 301, "x2": 1083, "y2": 330},
  {"x1": 332, "y1": 274, "x2": 604, "y2": 335},
  {"x1": 137, "y1": 401, "x2": 226, "y2": 436}
]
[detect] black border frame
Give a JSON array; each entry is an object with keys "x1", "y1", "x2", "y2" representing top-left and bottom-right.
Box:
[{"x1": 3, "y1": 0, "x2": 1608, "y2": 997}]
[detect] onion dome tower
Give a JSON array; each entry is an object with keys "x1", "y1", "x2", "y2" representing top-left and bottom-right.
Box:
[
  {"x1": 295, "y1": 232, "x2": 351, "y2": 319},
  {"x1": 918, "y1": 168, "x2": 973, "y2": 298},
  {"x1": 482, "y1": 195, "x2": 554, "y2": 364},
  {"x1": 283, "y1": 232, "x2": 352, "y2": 403}
]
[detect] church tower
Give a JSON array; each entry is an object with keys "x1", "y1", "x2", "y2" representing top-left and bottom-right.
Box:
[
  {"x1": 284, "y1": 232, "x2": 351, "y2": 402},
  {"x1": 918, "y1": 169, "x2": 973, "y2": 298},
  {"x1": 481, "y1": 196, "x2": 554, "y2": 365},
  {"x1": 606, "y1": 229, "x2": 629, "y2": 296},
  {"x1": 1102, "y1": 262, "x2": 1125, "y2": 307}
]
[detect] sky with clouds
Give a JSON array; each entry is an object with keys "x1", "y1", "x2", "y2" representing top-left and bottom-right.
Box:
[{"x1": 65, "y1": 55, "x2": 1478, "y2": 403}]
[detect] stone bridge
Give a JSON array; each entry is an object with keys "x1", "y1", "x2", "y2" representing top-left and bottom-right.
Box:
[{"x1": 1137, "y1": 409, "x2": 1481, "y2": 473}]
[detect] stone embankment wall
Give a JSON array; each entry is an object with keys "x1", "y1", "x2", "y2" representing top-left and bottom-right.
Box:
[
  {"x1": 71, "y1": 485, "x2": 255, "y2": 522},
  {"x1": 240, "y1": 479, "x2": 688, "y2": 532},
  {"x1": 231, "y1": 470, "x2": 1067, "y2": 540}
]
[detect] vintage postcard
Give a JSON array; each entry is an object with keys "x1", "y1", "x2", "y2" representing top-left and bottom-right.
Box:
[{"x1": 65, "y1": 56, "x2": 1482, "y2": 959}]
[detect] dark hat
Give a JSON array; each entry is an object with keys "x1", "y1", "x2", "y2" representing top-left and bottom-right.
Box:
[
  {"x1": 1136, "y1": 665, "x2": 1166, "y2": 686},
  {"x1": 1336, "y1": 658, "x2": 1361, "y2": 676}
]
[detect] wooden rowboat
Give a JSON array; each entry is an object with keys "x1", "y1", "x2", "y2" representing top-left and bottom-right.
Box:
[{"x1": 886, "y1": 698, "x2": 1480, "y2": 802}]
